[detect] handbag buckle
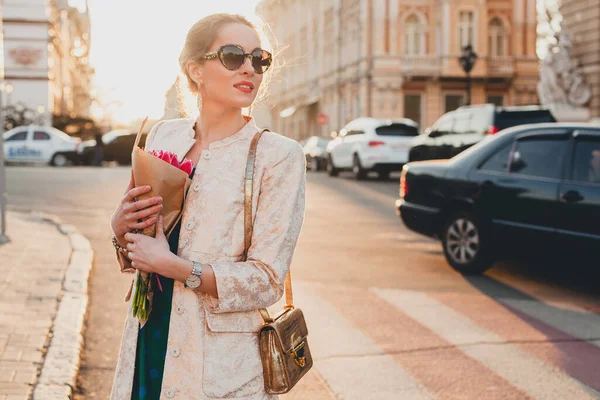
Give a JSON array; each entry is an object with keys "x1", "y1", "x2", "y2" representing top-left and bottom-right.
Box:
[{"x1": 292, "y1": 341, "x2": 306, "y2": 368}]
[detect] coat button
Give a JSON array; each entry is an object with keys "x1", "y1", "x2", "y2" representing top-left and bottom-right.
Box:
[
  {"x1": 185, "y1": 220, "x2": 195, "y2": 230},
  {"x1": 165, "y1": 388, "x2": 175, "y2": 398},
  {"x1": 203, "y1": 151, "x2": 212, "y2": 160},
  {"x1": 175, "y1": 305, "x2": 184, "y2": 315},
  {"x1": 171, "y1": 347, "x2": 181, "y2": 357},
  {"x1": 193, "y1": 183, "x2": 201, "y2": 192}
]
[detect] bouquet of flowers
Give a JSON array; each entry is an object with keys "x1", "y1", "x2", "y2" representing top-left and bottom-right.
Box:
[{"x1": 129, "y1": 118, "x2": 193, "y2": 327}]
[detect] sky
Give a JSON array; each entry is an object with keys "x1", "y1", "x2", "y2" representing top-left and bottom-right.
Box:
[{"x1": 80, "y1": 0, "x2": 262, "y2": 124}]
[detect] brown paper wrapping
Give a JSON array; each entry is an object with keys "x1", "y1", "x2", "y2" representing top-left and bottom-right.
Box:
[{"x1": 129, "y1": 117, "x2": 193, "y2": 327}]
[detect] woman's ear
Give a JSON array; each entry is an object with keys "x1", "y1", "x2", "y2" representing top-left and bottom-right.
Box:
[{"x1": 187, "y1": 62, "x2": 204, "y2": 89}]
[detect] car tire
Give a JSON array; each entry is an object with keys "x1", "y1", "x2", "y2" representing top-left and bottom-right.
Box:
[
  {"x1": 441, "y1": 211, "x2": 494, "y2": 275},
  {"x1": 326, "y1": 156, "x2": 339, "y2": 177},
  {"x1": 352, "y1": 154, "x2": 367, "y2": 180},
  {"x1": 378, "y1": 171, "x2": 390, "y2": 181},
  {"x1": 310, "y1": 157, "x2": 320, "y2": 172},
  {"x1": 50, "y1": 153, "x2": 68, "y2": 167}
]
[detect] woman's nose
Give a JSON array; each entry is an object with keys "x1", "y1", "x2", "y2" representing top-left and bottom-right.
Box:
[{"x1": 239, "y1": 56, "x2": 255, "y2": 75}]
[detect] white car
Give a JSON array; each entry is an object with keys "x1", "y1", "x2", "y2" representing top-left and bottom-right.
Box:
[
  {"x1": 326, "y1": 117, "x2": 420, "y2": 180},
  {"x1": 3, "y1": 125, "x2": 81, "y2": 167}
]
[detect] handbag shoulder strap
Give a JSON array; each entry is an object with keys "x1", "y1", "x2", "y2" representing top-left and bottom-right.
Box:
[{"x1": 244, "y1": 129, "x2": 294, "y2": 323}]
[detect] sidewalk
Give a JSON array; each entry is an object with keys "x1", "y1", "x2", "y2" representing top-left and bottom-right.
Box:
[{"x1": 0, "y1": 211, "x2": 93, "y2": 400}]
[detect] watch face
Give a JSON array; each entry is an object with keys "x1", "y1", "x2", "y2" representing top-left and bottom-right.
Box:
[{"x1": 185, "y1": 275, "x2": 201, "y2": 289}]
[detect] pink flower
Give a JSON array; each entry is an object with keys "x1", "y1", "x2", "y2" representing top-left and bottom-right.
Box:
[
  {"x1": 146, "y1": 148, "x2": 193, "y2": 175},
  {"x1": 180, "y1": 159, "x2": 193, "y2": 175}
]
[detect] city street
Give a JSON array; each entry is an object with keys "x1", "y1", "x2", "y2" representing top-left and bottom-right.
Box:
[{"x1": 6, "y1": 165, "x2": 600, "y2": 399}]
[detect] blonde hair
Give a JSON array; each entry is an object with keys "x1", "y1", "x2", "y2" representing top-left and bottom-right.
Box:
[{"x1": 177, "y1": 13, "x2": 278, "y2": 117}]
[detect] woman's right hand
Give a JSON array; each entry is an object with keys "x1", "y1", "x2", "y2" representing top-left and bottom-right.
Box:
[{"x1": 111, "y1": 172, "x2": 163, "y2": 242}]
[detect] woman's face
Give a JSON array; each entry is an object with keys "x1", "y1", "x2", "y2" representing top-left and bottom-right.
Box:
[{"x1": 195, "y1": 23, "x2": 264, "y2": 110}]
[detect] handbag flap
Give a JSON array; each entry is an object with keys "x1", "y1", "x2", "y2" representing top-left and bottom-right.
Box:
[{"x1": 261, "y1": 308, "x2": 309, "y2": 353}]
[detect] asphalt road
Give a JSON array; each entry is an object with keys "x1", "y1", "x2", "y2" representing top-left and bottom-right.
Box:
[{"x1": 5, "y1": 165, "x2": 600, "y2": 399}]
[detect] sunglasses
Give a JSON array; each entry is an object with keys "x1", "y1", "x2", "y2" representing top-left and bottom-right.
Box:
[{"x1": 200, "y1": 44, "x2": 272, "y2": 74}]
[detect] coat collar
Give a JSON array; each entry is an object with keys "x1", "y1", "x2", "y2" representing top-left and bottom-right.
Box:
[{"x1": 184, "y1": 115, "x2": 259, "y2": 150}]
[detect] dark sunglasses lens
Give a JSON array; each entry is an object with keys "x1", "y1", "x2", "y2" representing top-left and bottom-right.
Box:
[
  {"x1": 251, "y1": 49, "x2": 272, "y2": 74},
  {"x1": 220, "y1": 46, "x2": 245, "y2": 70}
]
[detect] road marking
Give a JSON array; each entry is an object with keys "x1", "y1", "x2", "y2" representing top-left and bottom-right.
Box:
[
  {"x1": 373, "y1": 288, "x2": 598, "y2": 400},
  {"x1": 315, "y1": 286, "x2": 529, "y2": 399},
  {"x1": 275, "y1": 283, "x2": 435, "y2": 400}
]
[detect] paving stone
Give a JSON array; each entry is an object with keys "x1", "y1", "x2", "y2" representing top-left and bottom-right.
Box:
[{"x1": 0, "y1": 212, "x2": 92, "y2": 399}]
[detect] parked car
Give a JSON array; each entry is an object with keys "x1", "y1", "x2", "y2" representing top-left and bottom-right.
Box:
[
  {"x1": 302, "y1": 136, "x2": 330, "y2": 171},
  {"x1": 3, "y1": 125, "x2": 80, "y2": 166},
  {"x1": 78, "y1": 129, "x2": 147, "y2": 165},
  {"x1": 408, "y1": 104, "x2": 556, "y2": 162},
  {"x1": 326, "y1": 117, "x2": 420, "y2": 180},
  {"x1": 396, "y1": 123, "x2": 600, "y2": 274}
]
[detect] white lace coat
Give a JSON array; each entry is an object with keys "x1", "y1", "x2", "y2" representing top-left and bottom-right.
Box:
[{"x1": 110, "y1": 117, "x2": 306, "y2": 399}]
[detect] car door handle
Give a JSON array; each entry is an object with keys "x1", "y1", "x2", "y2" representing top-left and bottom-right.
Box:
[{"x1": 561, "y1": 190, "x2": 584, "y2": 203}]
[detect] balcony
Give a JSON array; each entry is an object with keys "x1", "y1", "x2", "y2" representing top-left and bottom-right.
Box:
[
  {"x1": 487, "y1": 57, "x2": 515, "y2": 77},
  {"x1": 399, "y1": 55, "x2": 443, "y2": 76}
]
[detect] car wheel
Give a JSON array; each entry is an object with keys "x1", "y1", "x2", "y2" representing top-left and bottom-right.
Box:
[
  {"x1": 310, "y1": 157, "x2": 320, "y2": 172},
  {"x1": 378, "y1": 171, "x2": 390, "y2": 181},
  {"x1": 326, "y1": 156, "x2": 339, "y2": 177},
  {"x1": 352, "y1": 154, "x2": 367, "y2": 180},
  {"x1": 442, "y1": 212, "x2": 494, "y2": 275},
  {"x1": 50, "y1": 153, "x2": 68, "y2": 167}
]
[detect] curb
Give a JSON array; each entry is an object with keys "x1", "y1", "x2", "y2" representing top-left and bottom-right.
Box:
[{"x1": 27, "y1": 212, "x2": 94, "y2": 400}]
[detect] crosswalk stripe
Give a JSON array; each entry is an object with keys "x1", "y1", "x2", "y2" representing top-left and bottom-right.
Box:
[
  {"x1": 287, "y1": 283, "x2": 436, "y2": 400},
  {"x1": 316, "y1": 286, "x2": 529, "y2": 399},
  {"x1": 432, "y1": 291, "x2": 600, "y2": 393},
  {"x1": 373, "y1": 288, "x2": 599, "y2": 400}
]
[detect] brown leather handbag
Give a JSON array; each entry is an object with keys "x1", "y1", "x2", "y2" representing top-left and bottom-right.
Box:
[{"x1": 243, "y1": 129, "x2": 313, "y2": 394}]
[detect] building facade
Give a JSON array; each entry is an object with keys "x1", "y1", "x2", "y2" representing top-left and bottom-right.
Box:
[
  {"x1": 258, "y1": 0, "x2": 539, "y2": 141},
  {"x1": 561, "y1": 0, "x2": 600, "y2": 119},
  {"x1": 2, "y1": 0, "x2": 93, "y2": 126}
]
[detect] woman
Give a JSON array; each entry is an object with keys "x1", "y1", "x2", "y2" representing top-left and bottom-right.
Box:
[{"x1": 109, "y1": 13, "x2": 306, "y2": 400}]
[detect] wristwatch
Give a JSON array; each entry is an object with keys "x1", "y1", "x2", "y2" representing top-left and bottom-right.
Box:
[{"x1": 184, "y1": 261, "x2": 203, "y2": 290}]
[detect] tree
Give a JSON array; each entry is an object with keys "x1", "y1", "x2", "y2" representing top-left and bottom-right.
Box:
[{"x1": 3, "y1": 102, "x2": 43, "y2": 131}]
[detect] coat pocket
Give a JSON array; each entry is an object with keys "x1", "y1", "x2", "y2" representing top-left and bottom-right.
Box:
[{"x1": 202, "y1": 311, "x2": 265, "y2": 398}]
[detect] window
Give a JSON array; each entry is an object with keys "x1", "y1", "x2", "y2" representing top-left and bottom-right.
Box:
[
  {"x1": 509, "y1": 138, "x2": 567, "y2": 180},
  {"x1": 570, "y1": 137, "x2": 600, "y2": 184},
  {"x1": 376, "y1": 124, "x2": 419, "y2": 137},
  {"x1": 488, "y1": 17, "x2": 506, "y2": 57},
  {"x1": 459, "y1": 11, "x2": 474, "y2": 49},
  {"x1": 5, "y1": 131, "x2": 27, "y2": 141},
  {"x1": 487, "y1": 95, "x2": 504, "y2": 106},
  {"x1": 34, "y1": 131, "x2": 51, "y2": 141},
  {"x1": 404, "y1": 94, "x2": 422, "y2": 126},
  {"x1": 405, "y1": 15, "x2": 425, "y2": 55},
  {"x1": 445, "y1": 94, "x2": 464, "y2": 112},
  {"x1": 345, "y1": 130, "x2": 364, "y2": 136},
  {"x1": 480, "y1": 142, "x2": 513, "y2": 172}
]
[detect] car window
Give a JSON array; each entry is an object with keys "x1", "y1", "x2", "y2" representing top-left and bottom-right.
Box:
[
  {"x1": 479, "y1": 141, "x2": 513, "y2": 172},
  {"x1": 5, "y1": 131, "x2": 28, "y2": 141},
  {"x1": 570, "y1": 137, "x2": 600, "y2": 184},
  {"x1": 495, "y1": 110, "x2": 556, "y2": 130},
  {"x1": 433, "y1": 113, "x2": 454, "y2": 135},
  {"x1": 346, "y1": 130, "x2": 364, "y2": 137},
  {"x1": 375, "y1": 123, "x2": 419, "y2": 137},
  {"x1": 509, "y1": 138, "x2": 567, "y2": 180},
  {"x1": 34, "y1": 131, "x2": 51, "y2": 141}
]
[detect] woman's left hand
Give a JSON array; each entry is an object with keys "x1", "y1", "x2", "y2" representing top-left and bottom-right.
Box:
[{"x1": 124, "y1": 215, "x2": 171, "y2": 274}]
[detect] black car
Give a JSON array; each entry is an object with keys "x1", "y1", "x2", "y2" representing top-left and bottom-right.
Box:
[
  {"x1": 79, "y1": 129, "x2": 147, "y2": 165},
  {"x1": 408, "y1": 104, "x2": 556, "y2": 162},
  {"x1": 396, "y1": 123, "x2": 600, "y2": 274},
  {"x1": 302, "y1": 136, "x2": 330, "y2": 172}
]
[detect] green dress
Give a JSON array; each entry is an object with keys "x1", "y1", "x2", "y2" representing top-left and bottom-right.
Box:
[{"x1": 131, "y1": 169, "x2": 194, "y2": 400}]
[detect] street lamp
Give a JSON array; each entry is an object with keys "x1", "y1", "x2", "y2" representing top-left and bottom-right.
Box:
[{"x1": 459, "y1": 44, "x2": 478, "y2": 106}]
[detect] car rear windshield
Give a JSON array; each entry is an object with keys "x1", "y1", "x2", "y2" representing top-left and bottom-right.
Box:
[
  {"x1": 494, "y1": 110, "x2": 556, "y2": 130},
  {"x1": 375, "y1": 123, "x2": 419, "y2": 137}
]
